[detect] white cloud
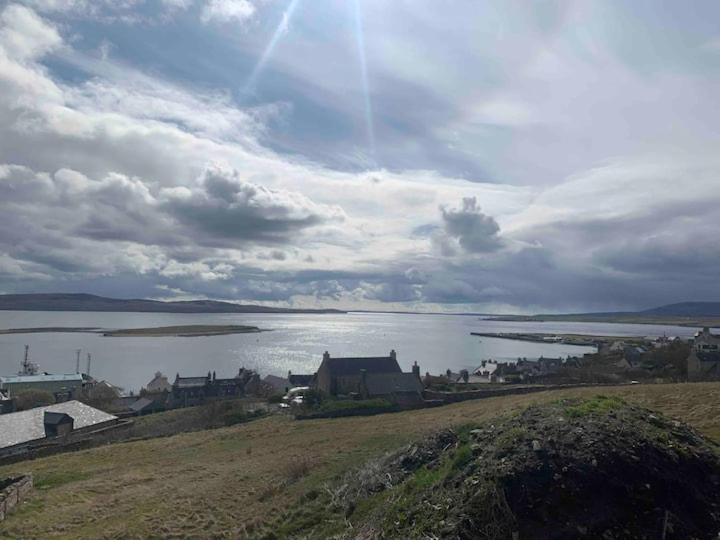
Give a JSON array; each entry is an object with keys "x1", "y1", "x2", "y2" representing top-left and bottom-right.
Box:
[
  {"x1": 2, "y1": 3, "x2": 720, "y2": 311},
  {"x1": 201, "y1": 0, "x2": 257, "y2": 24},
  {"x1": 0, "y1": 4, "x2": 61, "y2": 60}
]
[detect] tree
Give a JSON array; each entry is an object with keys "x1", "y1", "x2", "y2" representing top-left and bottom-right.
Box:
[
  {"x1": 80, "y1": 384, "x2": 120, "y2": 411},
  {"x1": 14, "y1": 389, "x2": 55, "y2": 411}
]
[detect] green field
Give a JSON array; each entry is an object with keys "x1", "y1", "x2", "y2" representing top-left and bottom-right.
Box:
[{"x1": 1, "y1": 382, "x2": 719, "y2": 538}]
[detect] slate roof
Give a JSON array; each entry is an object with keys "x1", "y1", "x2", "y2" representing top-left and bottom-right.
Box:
[
  {"x1": 288, "y1": 374, "x2": 313, "y2": 386},
  {"x1": 364, "y1": 373, "x2": 422, "y2": 396},
  {"x1": 129, "y1": 398, "x2": 153, "y2": 412},
  {"x1": 322, "y1": 356, "x2": 401, "y2": 377},
  {"x1": 44, "y1": 411, "x2": 73, "y2": 425},
  {"x1": 264, "y1": 375, "x2": 290, "y2": 391},
  {"x1": 0, "y1": 401, "x2": 117, "y2": 449},
  {"x1": 174, "y1": 377, "x2": 208, "y2": 388}
]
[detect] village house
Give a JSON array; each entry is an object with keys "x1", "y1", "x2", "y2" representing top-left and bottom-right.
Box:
[
  {"x1": 0, "y1": 401, "x2": 119, "y2": 459},
  {"x1": 687, "y1": 327, "x2": 720, "y2": 381},
  {"x1": 145, "y1": 372, "x2": 172, "y2": 393},
  {"x1": 171, "y1": 367, "x2": 263, "y2": 408},
  {"x1": 312, "y1": 350, "x2": 423, "y2": 404},
  {"x1": 128, "y1": 397, "x2": 166, "y2": 416},
  {"x1": 287, "y1": 372, "x2": 313, "y2": 388},
  {"x1": 263, "y1": 374, "x2": 290, "y2": 393}
]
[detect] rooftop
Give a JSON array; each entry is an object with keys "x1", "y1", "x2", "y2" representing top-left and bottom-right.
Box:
[
  {"x1": 174, "y1": 376, "x2": 208, "y2": 388},
  {"x1": 322, "y1": 356, "x2": 402, "y2": 377},
  {"x1": 0, "y1": 373, "x2": 84, "y2": 385},
  {"x1": 0, "y1": 400, "x2": 117, "y2": 449}
]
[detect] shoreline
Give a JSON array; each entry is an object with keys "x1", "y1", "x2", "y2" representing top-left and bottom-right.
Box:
[
  {"x1": 0, "y1": 325, "x2": 265, "y2": 338},
  {"x1": 470, "y1": 332, "x2": 649, "y2": 347}
]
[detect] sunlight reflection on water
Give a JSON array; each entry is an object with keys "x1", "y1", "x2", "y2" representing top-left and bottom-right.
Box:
[{"x1": 0, "y1": 311, "x2": 701, "y2": 393}]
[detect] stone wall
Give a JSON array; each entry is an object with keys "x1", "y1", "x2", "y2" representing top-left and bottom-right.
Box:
[
  {"x1": 422, "y1": 383, "x2": 593, "y2": 404},
  {"x1": 0, "y1": 420, "x2": 133, "y2": 466},
  {"x1": 0, "y1": 474, "x2": 33, "y2": 522}
]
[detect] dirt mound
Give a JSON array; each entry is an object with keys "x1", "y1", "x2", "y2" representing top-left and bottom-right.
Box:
[{"x1": 341, "y1": 396, "x2": 720, "y2": 539}]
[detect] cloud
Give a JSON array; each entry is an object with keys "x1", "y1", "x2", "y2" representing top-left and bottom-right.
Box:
[
  {"x1": 160, "y1": 165, "x2": 345, "y2": 245},
  {"x1": 437, "y1": 197, "x2": 503, "y2": 254},
  {"x1": 2, "y1": 3, "x2": 720, "y2": 313},
  {"x1": 0, "y1": 162, "x2": 347, "y2": 286},
  {"x1": 0, "y1": 4, "x2": 61, "y2": 60},
  {"x1": 201, "y1": 0, "x2": 257, "y2": 24}
]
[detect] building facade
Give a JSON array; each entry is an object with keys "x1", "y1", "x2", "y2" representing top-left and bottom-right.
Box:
[
  {"x1": 171, "y1": 368, "x2": 262, "y2": 407},
  {"x1": 0, "y1": 373, "x2": 87, "y2": 400},
  {"x1": 687, "y1": 327, "x2": 720, "y2": 381},
  {"x1": 312, "y1": 350, "x2": 423, "y2": 403}
]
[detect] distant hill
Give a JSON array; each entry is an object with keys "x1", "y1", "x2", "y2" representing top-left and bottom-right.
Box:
[
  {"x1": 637, "y1": 302, "x2": 720, "y2": 317},
  {"x1": 486, "y1": 301, "x2": 720, "y2": 327},
  {"x1": 0, "y1": 293, "x2": 345, "y2": 314}
]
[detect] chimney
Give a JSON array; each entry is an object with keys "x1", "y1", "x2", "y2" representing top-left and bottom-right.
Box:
[
  {"x1": 412, "y1": 361, "x2": 420, "y2": 379},
  {"x1": 323, "y1": 351, "x2": 330, "y2": 362},
  {"x1": 390, "y1": 349, "x2": 397, "y2": 361}
]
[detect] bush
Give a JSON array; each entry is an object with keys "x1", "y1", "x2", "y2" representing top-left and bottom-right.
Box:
[
  {"x1": 14, "y1": 389, "x2": 55, "y2": 411},
  {"x1": 267, "y1": 393, "x2": 284, "y2": 404},
  {"x1": 301, "y1": 389, "x2": 324, "y2": 406},
  {"x1": 79, "y1": 384, "x2": 120, "y2": 411}
]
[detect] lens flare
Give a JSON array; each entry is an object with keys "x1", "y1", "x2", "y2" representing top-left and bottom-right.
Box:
[
  {"x1": 353, "y1": 0, "x2": 376, "y2": 163},
  {"x1": 242, "y1": 0, "x2": 302, "y2": 96}
]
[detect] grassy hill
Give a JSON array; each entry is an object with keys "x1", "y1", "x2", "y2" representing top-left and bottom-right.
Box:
[{"x1": 1, "y1": 383, "x2": 720, "y2": 538}]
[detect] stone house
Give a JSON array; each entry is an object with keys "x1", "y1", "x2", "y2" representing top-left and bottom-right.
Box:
[
  {"x1": 313, "y1": 350, "x2": 423, "y2": 402},
  {"x1": 314, "y1": 350, "x2": 401, "y2": 396},
  {"x1": 145, "y1": 372, "x2": 172, "y2": 393},
  {"x1": 287, "y1": 372, "x2": 314, "y2": 388},
  {"x1": 687, "y1": 327, "x2": 720, "y2": 381},
  {"x1": 0, "y1": 401, "x2": 118, "y2": 459},
  {"x1": 171, "y1": 368, "x2": 262, "y2": 407},
  {"x1": 359, "y1": 370, "x2": 424, "y2": 405},
  {"x1": 263, "y1": 375, "x2": 290, "y2": 393}
]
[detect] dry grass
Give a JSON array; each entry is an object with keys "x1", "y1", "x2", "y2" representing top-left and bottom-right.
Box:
[{"x1": 1, "y1": 382, "x2": 719, "y2": 539}]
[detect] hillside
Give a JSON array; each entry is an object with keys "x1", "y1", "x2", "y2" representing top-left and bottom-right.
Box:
[
  {"x1": 1, "y1": 383, "x2": 719, "y2": 538},
  {"x1": 0, "y1": 293, "x2": 345, "y2": 314},
  {"x1": 639, "y1": 301, "x2": 720, "y2": 317},
  {"x1": 314, "y1": 397, "x2": 720, "y2": 538}
]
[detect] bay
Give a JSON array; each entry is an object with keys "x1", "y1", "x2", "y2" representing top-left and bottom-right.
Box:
[{"x1": 0, "y1": 311, "x2": 703, "y2": 393}]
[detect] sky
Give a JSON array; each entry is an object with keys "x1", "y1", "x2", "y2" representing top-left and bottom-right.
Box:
[{"x1": 0, "y1": 0, "x2": 719, "y2": 313}]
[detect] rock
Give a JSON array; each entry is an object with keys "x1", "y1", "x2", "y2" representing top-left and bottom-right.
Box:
[{"x1": 532, "y1": 440, "x2": 542, "y2": 452}]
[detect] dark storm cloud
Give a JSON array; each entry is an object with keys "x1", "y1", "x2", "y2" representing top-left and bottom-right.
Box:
[
  {"x1": 436, "y1": 197, "x2": 503, "y2": 254},
  {"x1": 160, "y1": 166, "x2": 344, "y2": 245},
  {"x1": 0, "y1": 163, "x2": 344, "y2": 280}
]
